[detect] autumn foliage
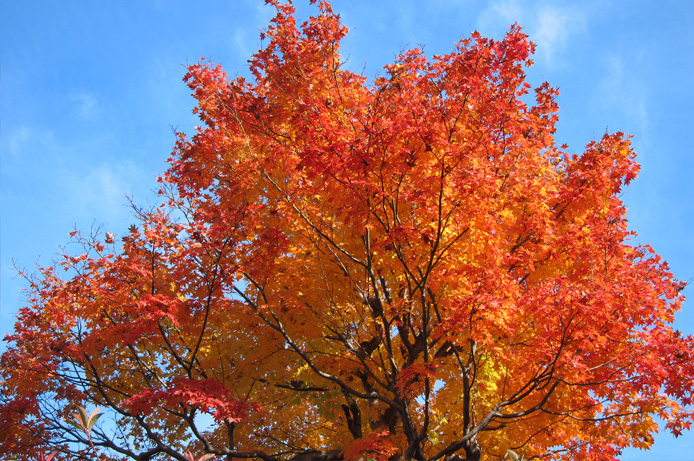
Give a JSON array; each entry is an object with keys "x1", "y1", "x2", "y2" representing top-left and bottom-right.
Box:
[{"x1": 2, "y1": 1, "x2": 693, "y2": 460}]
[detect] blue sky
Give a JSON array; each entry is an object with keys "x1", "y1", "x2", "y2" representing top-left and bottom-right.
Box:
[{"x1": 1, "y1": 1, "x2": 692, "y2": 459}]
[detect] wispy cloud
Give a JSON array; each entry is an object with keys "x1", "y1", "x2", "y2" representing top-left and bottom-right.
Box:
[
  {"x1": 6, "y1": 126, "x2": 62, "y2": 160},
  {"x1": 69, "y1": 92, "x2": 99, "y2": 120},
  {"x1": 232, "y1": 27, "x2": 252, "y2": 62},
  {"x1": 596, "y1": 55, "x2": 648, "y2": 135},
  {"x1": 477, "y1": 0, "x2": 586, "y2": 67},
  {"x1": 65, "y1": 162, "x2": 148, "y2": 224},
  {"x1": 532, "y1": 5, "x2": 586, "y2": 67},
  {"x1": 3, "y1": 123, "x2": 149, "y2": 228},
  {"x1": 477, "y1": 0, "x2": 524, "y2": 35},
  {"x1": 8, "y1": 126, "x2": 32, "y2": 157}
]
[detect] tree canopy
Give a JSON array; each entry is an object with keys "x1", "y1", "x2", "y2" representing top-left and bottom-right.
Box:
[{"x1": 2, "y1": 1, "x2": 692, "y2": 460}]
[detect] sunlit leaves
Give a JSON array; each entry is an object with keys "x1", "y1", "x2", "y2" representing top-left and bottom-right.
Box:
[{"x1": 1, "y1": 1, "x2": 692, "y2": 460}]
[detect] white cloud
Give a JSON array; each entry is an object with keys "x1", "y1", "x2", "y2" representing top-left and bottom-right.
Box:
[
  {"x1": 69, "y1": 92, "x2": 99, "y2": 120},
  {"x1": 477, "y1": 0, "x2": 586, "y2": 67},
  {"x1": 8, "y1": 126, "x2": 31, "y2": 157},
  {"x1": 3, "y1": 124, "x2": 150, "y2": 226},
  {"x1": 477, "y1": 0, "x2": 525, "y2": 35},
  {"x1": 232, "y1": 27, "x2": 252, "y2": 62},
  {"x1": 6, "y1": 126, "x2": 61, "y2": 159},
  {"x1": 532, "y1": 5, "x2": 586, "y2": 67},
  {"x1": 597, "y1": 55, "x2": 648, "y2": 135},
  {"x1": 65, "y1": 162, "x2": 148, "y2": 224}
]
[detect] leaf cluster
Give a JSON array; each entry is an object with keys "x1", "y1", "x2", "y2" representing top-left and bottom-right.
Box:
[{"x1": 1, "y1": 1, "x2": 692, "y2": 460}]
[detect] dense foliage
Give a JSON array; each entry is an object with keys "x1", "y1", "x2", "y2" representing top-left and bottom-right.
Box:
[{"x1": 2, "y1": 1, "x2": 692, "y2": 460}]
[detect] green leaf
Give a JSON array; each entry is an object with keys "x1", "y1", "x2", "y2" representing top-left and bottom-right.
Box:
[
  {"x1": 86, "y1": 408, "x2": 103, "y2": 431},
  {"x1": 64, "y1": 417, "x2": 83, "y2": 431},
  {"x1": 507, "y1": 449, "x2": 525, "y2": 461},
  {"x1": 76, "y1": 406, "x2": 89, "y2": 428}
]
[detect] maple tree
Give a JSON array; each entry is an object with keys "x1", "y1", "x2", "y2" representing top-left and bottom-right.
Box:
[{"x1": 1, "y1": 1, "x2": 693, "y2": 460}]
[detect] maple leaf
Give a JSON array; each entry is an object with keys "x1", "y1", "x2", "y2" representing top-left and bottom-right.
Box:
[
  {"x1": 341, "y1": 430, "x2": 399, "y2": 461},
  {"x1": 1, "y1": 1, "x2": 691, "y2": 461}
]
